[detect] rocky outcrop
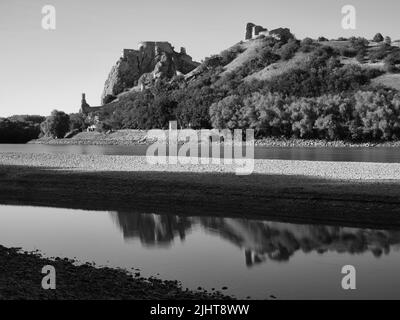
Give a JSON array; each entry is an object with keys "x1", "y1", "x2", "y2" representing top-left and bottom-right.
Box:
[{"x1": 101, "y1": 42, "x2": 199, "y2": 104}]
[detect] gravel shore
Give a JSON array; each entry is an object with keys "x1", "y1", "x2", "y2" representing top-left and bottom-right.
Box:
[
  {"x1": 0, "y1": 245, "x2": 231, "y2": 300},
  {"x1": 1, "y1": 151, "x2": 400, "y2": 180},
  {"x1": 1, "y1": 152, "x2": 400, "y2": 228},
  {"x1": 1, "y1": 151, "x2": 400, "y2": 299}
]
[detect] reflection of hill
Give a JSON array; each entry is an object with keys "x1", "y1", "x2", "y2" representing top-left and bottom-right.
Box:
[
  {"x1": 201, "y1": 218, "x2": 400, "y2": 266},
  {"x1": 110, "y1": 212, "x2": 400, "y2": 265},
  {"x1": 110, "y1": 212, "x2": 192, "y2": 247}
]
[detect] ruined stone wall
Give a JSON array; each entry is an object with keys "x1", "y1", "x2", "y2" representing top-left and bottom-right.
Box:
[
  {"x1": 245, "y1": 22, "x2": 268, "y2": 40},
  {"x1": 80, "y1": 94, "x2": 104, "y2": 114},
  {"x1": 245, "y1": 23, "x2": 293, "y2": 41},
  {"x1": 245, "y1": 23, "x2": 255, "y2": 40}
]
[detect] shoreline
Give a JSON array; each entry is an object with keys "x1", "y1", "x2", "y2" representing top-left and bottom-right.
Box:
[
  {"x1": 1, "y1": 151, "x2": 400, "y2": 299},
  {"x1": 28, "y1": 130, "x2": 400, "y2": 148},
  {"x1": 1, "y1": 152, "x2": 400, "y2": 228},
  {"x1": 0, "y1": 245, "x2": 231, "y2": 300}
]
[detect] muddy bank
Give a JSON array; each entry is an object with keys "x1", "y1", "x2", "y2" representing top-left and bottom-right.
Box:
[{"x1": 0, "y1": 245, "x2": 231, "y2": 300}]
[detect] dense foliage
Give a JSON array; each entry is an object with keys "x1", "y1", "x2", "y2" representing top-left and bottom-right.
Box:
[
  {"x1": 210, "y1": 90, "x2": 400, "y2": 141},
  {"x1": 40, "y1": 110, "x2": 70, "y2": 138},
  {"x1": 0, "y1": 115, "x2": 44, "y2": 143}
]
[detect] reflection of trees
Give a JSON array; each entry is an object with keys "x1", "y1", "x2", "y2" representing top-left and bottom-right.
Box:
[
  {"x1": 110, "y1": 212, "x2": 192, "y2": 247},
  {"x1": 110, "y1": 212, "x2": 400, "y2": 265},
  {"x1": 201, "y1": 218, "x2": 400, "y2": 266}
]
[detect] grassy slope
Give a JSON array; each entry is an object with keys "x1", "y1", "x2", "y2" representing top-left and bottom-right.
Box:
[
  {"x1": 220, "y1": 39, "x2": 265, "y2": 75},
  {"x1": 215, "y1": 38, "x2": 396, "y2": 84},
  {"x1": 245, "y1": 52, "x2": 310, "y2": 82},
  {"x1": 372, "y1": 74, "x2": 400, "y2": 91}
]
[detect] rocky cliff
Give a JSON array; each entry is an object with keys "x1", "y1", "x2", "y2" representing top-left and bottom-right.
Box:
[{"x1": 101, "y1": 42, "x2": 199, "y2": 104}]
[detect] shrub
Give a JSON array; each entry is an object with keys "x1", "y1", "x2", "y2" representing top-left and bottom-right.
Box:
[
  {"x1": 242, "y1": 92, "x2": 292, "y2": 137},
  {"x1": 340, "y1": 47, "x2": 358, "y2": 58},
  {"x1": 369, "y1": 43, "x2": 390, "y2": 62},
  {"x1": 96, "y1": 121, "x2": 112, "y2": 132},
  {"x1": 69, "y1": 113, "x2": 87, "y2": 131},
  {"x1": 278, "y1": 39, "x2": 300, "y2": 60},
  {"x1": 350, "y1": 37, "x2": 369, "y2": 50},
  {"x1": 356, "y1": 50, "x2": 366, "y2": 63},
  {"x1": 373, "y1": 33, "x2": 384, "y2": 43},
  {"x1": 40, "y1": 110, "x2": 70, "y2": 138},
  {"x1": 384, "y1": 50, "x2": 400, "y2": 72},
  {"x1": 301, "y1": 38, "x2": 314, "y2": 46},
  {"x1": 299, "y1": 38, "x2": 319, "y2": 53},
  {"x1": 220, "y1": 46, "x2": 244, "y2": 65},
  {"x1": 209, "y1": 95, "x2": 248, "y2": 129},
  {"x1": 236, "y1": 48, "x2": 280, "y2": 77}
]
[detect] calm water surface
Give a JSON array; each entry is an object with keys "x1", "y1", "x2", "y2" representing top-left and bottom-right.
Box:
[
  {"x1": 1, "y1": 143, "x2": 400, "y2": 162},
  {"x1": 0, "y1": 205, "x2": 399, "y2": 299}
]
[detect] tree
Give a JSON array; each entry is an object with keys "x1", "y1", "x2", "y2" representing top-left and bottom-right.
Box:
[
  {"x1": 385, "y1": 36, "x2": 392, "y2": 45},
  {"x1": 373, "y1": 33, "x2": 384, "y2": 43},
  {"x1": 40, "y1": 110, "x2": 70, "y2": 138},
  {"x1": 209, "y1": 95, "x2": 247, "y2": 129},
  {"x1": 69, "y1": 113, "x2": 87, "y2": 131},
  {"x1": 0, "y1": 118, "x2": 42, "y2": 143},
  {"x1": 278, "y1": 39, "x2": 300, "y2": 60},
  {"x1": 384, "y1": 51, "x2": 400, "y2": 72},
  {"x1": 302, "y1": 37, "x2": 314, "y2": 45}
]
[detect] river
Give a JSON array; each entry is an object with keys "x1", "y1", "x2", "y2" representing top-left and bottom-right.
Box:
[
  {"x1": 1, "y1": 143, "x2": 400, "y2": 162},
  {"x1": 1, "y1": 144, "x2": 400, "y2": 299},
  {"x1": 0, "y1": 205, "x2": 399, "y2": 299}
]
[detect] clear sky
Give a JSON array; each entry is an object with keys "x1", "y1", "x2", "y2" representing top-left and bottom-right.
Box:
[{"x1": 1, "y1": 0, "x2": 399, "y2": 117}]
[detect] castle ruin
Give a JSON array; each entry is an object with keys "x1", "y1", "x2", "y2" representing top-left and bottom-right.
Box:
[
  {"x1": 245, "y1": 22, "x2": 294, "y2": 41},
  {"x1": 80, "y1": 93, "x2": 104, "y2": 115}
]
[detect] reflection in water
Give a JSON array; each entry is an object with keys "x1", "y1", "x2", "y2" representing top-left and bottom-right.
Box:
[
  {"x1": 111, "y1": 212, "x2": 400, "y2": 267},
  {"x1": 2, "y1": 205, "x2": 400, "y2": 299},
  {"x1": 110, "y1": 212, "x2": 193, "y2": 247}
]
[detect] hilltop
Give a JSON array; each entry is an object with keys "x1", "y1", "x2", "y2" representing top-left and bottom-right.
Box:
[{"x1": 44, "y1": 23, "x2": 400, "y2": 143}]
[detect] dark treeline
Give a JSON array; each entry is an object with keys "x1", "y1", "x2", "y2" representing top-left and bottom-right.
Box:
[{"x1": 0, "y1": 115, "x2": 45, "y2": 143}]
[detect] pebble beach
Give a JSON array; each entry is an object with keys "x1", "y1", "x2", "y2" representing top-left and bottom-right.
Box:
[{"x1": 1, "y1": 151, "x2": 400, "y2": 180}]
